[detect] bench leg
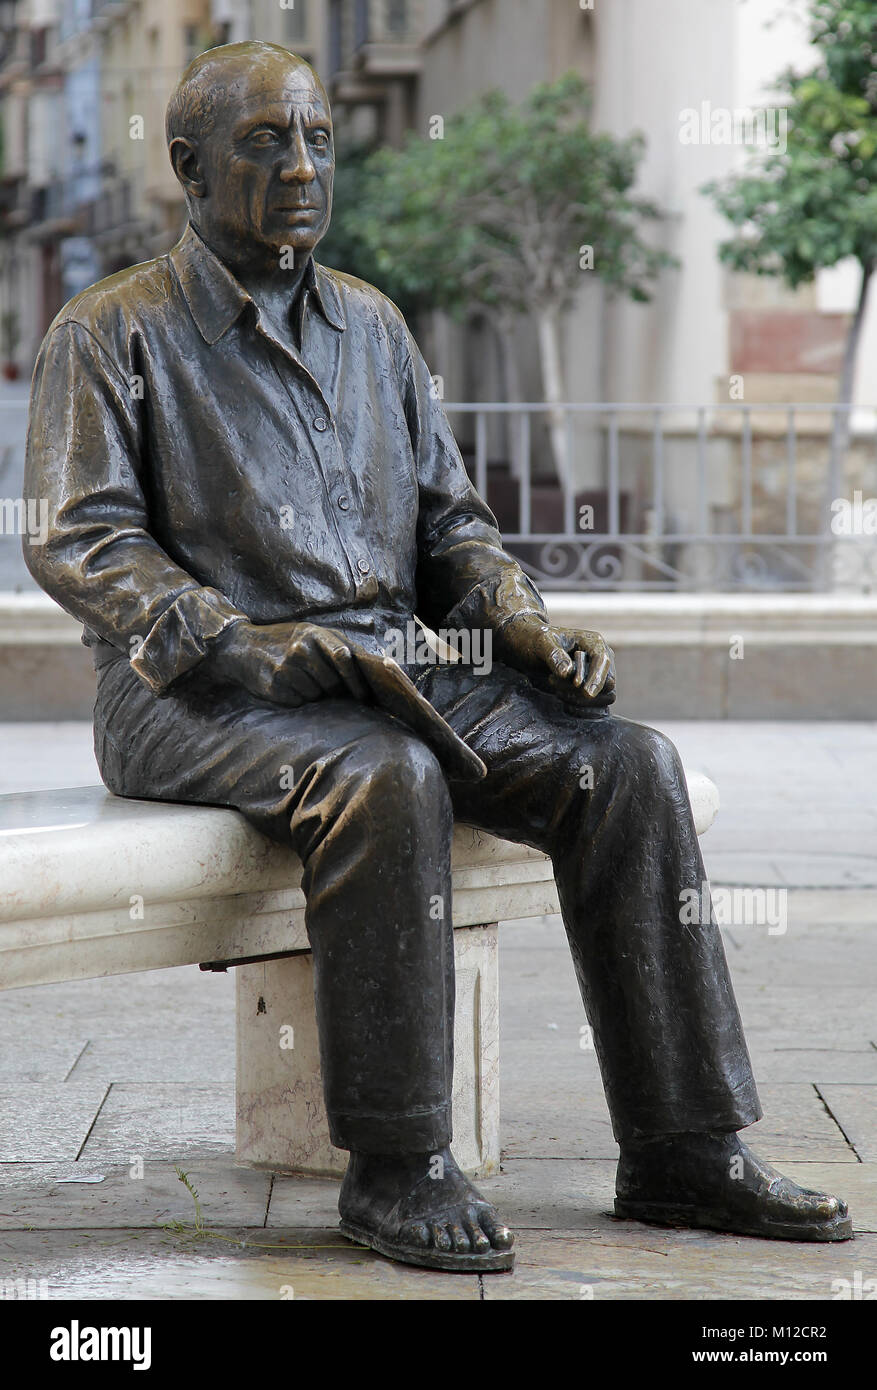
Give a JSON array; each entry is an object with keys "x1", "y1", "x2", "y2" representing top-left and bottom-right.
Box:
[{"x1": 235, "y1": 922, "x2": 500, "y2": 1180}]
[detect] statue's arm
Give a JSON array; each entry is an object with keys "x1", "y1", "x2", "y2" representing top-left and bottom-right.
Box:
[
  {"x1": 390, "y1": 312, "x2": 546, "y2": 634},
  {"x1": 23, "y1": 319, "x2": 248, "y2": 695},
  {"x1": 393, "y1": 312, "x2": 614, "y2": 703}
]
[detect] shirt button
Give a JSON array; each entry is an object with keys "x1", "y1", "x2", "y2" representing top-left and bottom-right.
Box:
[
  {"x1": 357, "y1": 558, "x2": 371, "y2": 575},
  {"x1": 313, "y1": 415, "x2": 328, "y2": 432},
  {"x1": 337, "y1": 494, "x2": 350, "y2": 511}
]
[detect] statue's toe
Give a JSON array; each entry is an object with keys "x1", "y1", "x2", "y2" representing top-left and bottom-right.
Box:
[
  {"x1": 478, "y1": 1208, "x2": 515, "y2": 1250},
  {"x1": 464, "y1": 1210, "x2": 492, "y2": 1253},
  {"x1": 399, "y1": 1220, "x2": 431, "y2": 1249},
  {"x1": 430, "y1": 1222, "x2": 454, "y2": 1253}
]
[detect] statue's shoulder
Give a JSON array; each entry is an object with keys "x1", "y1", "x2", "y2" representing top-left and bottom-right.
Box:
[
  {"x1": 313, "y1": 263, "x2": 408, "y2": 333},
  {"x1": 43, "y1": 254, "x2": 175, "y2": 352}
]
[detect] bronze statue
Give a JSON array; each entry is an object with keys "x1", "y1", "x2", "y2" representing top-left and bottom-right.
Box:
[{"x1": 23, "y1": 42, "x2": 852, "y2": 1272}]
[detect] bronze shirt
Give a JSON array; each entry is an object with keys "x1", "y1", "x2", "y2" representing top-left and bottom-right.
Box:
[{"x1": 23, "y1": 221, "x2": 545, "y2": 696}]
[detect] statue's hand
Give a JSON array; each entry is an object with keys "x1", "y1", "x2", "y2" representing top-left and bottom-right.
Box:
[
  {"x1": 209, "y1": 619, "x2": 371, "y2": 706},
  {"x1": 495, "y1": 615, "x2": 616, "y2": 707}
]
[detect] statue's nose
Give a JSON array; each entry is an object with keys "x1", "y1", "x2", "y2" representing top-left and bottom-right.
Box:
[{"x1": 279, "y1": 129, "x2": 316, "y2": 183}]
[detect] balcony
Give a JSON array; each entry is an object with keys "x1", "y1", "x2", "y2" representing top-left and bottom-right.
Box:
[
  {"x1": 19, "y1": 172, "x2": 134, "y2": 243},
  {"x1": 330, "y1": 0, "x2": 424, "y2": 130},
  {"x1": 0, "y1": 175, "x2": 30, "y2": 232},
  {"x1": 331, "y1": 0, "x2": 424, "y2": 92},
  {"x1": 78, "y1": 178, "x2": 132, "y2": 238},
  {"x1": 352, "y1": 0, "x2": 423, "y2": 73},
  {"x1": 28, "y1": 180, "x2": 76, "y2": 237}
]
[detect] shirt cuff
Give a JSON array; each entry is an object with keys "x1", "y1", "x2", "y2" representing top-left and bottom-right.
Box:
[
  {"x1": 129, "y1": 587, "x2": 248, "y2": 695},
  {"x1": 442, "y1": 567, "x2": 547, "y2": 633}
]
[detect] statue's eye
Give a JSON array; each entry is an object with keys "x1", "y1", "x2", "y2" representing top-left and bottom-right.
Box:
[
  {"x1": 250, "y1": 130, "x2": 279, "y2": 147},
  {"x1": 311, "y1": 131, "x2": 330, "y2": 151}
]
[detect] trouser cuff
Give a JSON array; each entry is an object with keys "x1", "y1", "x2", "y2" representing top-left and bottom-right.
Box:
[
  {"x1": 329, "y1": 1102, "x2": 452, "y2": 1154},
  {"x1": 614, "y1": 1096, "x2": 763, "y2": 1147}
]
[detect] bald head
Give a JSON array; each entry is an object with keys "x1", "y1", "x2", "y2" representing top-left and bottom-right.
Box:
[
  {"x1": 165, "y1": 40, "x2": 335, "y2": 277},
  {"x1": 166, "y1": 41, "x2": 328, "y2": 149}
]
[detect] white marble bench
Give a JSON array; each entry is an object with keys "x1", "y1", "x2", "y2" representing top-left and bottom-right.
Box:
[{"x1": 0, "y1": 775, "x2": 719, "y2": 1178}]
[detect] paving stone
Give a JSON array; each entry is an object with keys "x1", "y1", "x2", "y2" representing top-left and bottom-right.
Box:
[
  {"x1": 484, "y1": 1158, "x2": 877, "y2": 1235},
  {"x1": 0, "y1": 1229, "x2": 481, "y2": 1300},
  {"x1": 499, "y1": 1072, "x2": 857, "y2": 1166},
  {"x1": 266, "y1": 1171, "x2": 343, "y2": 1229},
  {"x1": 744, "y1": 1084, "x2": 858, "y2": 1164},
  {"x1": 749, "y1": 1048, "x2": 877, "y2": 1085},
  {"x1": 723, "y1": 919, "x2": 877, "y2": 990},
  {"x1": 0, "y1": 1037, "x2": 89, "y2": 1084},
  {"x1": 479, "y1": 1159, "x2": 617, "y2": 1229},
  {"x1": 481, "y1": 1228, "x2": 877, "y2": 1301},
  {"x1": 500, "y1": 1041, "x2": 617, "y2": 1159},
  {"x1": 66, "y1": 1030, "x2": 236, "y2": 1084},
  {"x1": 0, "y1": 1157, "x2": 270, "y2": 1231},
  {"x1": 0, "y1": 1085, "x2": 108, "y2": 1162},
  {"x1": 818, "y1": 1086, "x2": 877, "y2": 1162},
  {"x1": 734, "y1": 988, "x2": 875, "y2": 1047},
  {"x1": 78, "y1": 1084, "x2": 235, "y2": 1163},
  {"x1": 0, "y1": 966, "x2": 235, "y2": 1039}
]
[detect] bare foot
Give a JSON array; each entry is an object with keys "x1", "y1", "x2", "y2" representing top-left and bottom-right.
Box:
[{"x1": 339, "y1": 1145, "x2": 515, "y2": 1271}]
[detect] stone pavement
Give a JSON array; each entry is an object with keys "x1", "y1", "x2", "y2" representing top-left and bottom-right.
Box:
[{"x1": 1, "y1": 721, "x2": 875, "y2": 1300}]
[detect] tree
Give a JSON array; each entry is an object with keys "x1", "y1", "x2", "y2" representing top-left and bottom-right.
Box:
[
  {"x1": 704, "y1": 0, "x2": 877, "y2": 489},
  {"x1": 324, "y1": 74, "x2": 676, "y2": 483}
]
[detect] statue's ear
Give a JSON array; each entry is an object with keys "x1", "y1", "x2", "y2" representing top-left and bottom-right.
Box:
[{"x1": 169, "y1": 137, "x2": 207, "y2": 199}]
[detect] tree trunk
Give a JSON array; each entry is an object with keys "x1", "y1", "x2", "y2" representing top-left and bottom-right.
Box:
[
  {"x1": 493, "y1": 312, "x2": 524, "y2": 475},
  {"x1": 824, "y1": 259, "x2": 873, "y2": 590},
  {"x1": 828, "y1": 258, "x2": 873, "y2": 503},
  {"x1": 537, "y1": 307, "x2": 571, "y2": 489}
]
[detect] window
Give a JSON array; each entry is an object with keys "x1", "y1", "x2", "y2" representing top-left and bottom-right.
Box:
[
  {"x1": 354, "y1": 0, "x2": 369, "y2": 49},
  {"x1": 30, "y1": 27, "x2": 48, "y2": 69},
  {"x1": 329, "y1": 0, "x2": 343, "y2": 72},
  {"x1": 183, "y1": 24, "x2": 200, "y2": 66},
  {"x1": 387, "y1": 1, "x2": 408, "y2": 36}
]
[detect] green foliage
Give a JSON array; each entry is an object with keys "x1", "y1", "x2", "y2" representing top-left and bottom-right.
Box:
[
  {"x1": 322, "y1": 73, "x2": 676, "y2": 323},
  {"x1": 318, "y1": 142, "x2": 421, "y2": 321},
  {"x1": 809, "y1": 0, "x2": 877, "y2": 102},
  {"x1": 704, "y1": 0, "x2": 877, "y2": 286}
]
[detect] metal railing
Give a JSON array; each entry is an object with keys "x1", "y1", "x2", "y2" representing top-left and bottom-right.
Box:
[
  {"x1": 444, "y1": 401, "x2": 877, "y2": 592},
  {"x1": 2, "y1": 397, "x2": 876, "y2": 593}
]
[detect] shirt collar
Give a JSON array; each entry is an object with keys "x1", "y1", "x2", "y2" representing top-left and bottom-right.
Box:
[{"x1": 169, "y1": 221, "x2": 346, "y2": 344}]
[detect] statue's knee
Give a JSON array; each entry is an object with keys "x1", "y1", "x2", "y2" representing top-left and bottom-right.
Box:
[
  {"x1": 624, "y1": 723, "x2": 684, "y2": 790},
  {"x1": 356, "y1": 730, "x2": 449, "y2": 811},
  {"x1": 595, "y1": 720, "x2": 684, "y2": 789}
]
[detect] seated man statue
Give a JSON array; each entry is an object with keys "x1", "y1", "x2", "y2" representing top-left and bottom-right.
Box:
[{"x1": 24, "y1": 42, "x2": 851, "y2": 1273}]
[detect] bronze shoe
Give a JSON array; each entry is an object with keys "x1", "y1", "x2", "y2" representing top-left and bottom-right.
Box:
[{"x1": 614, "y1": 1132, "x2": 853, "y2": 1242}]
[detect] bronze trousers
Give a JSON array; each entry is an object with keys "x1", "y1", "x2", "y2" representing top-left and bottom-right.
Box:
[{"x1": 93, "y1": 651, "x2": 762, "y2": 1152}]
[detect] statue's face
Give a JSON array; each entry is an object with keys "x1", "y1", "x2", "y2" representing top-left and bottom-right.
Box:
[{"x1": 197, "y1": 60, "x2": 334, "y2": 262}]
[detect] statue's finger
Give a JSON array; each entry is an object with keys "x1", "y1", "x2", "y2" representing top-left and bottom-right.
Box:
[
  {"x1": 584, "y1": 649, "x2": 611, "y2": 698},
  {"x1": 548, "y1": 642, "x2": 575, "y2": 679}
]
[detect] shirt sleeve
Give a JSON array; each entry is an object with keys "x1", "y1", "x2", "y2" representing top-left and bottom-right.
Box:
[
  {"x1": 23, "y1": 319, "x2": 248, "y2": 695},
  {"x1": 392, "y1": 311, "x2": 548, "y2": 634}
]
